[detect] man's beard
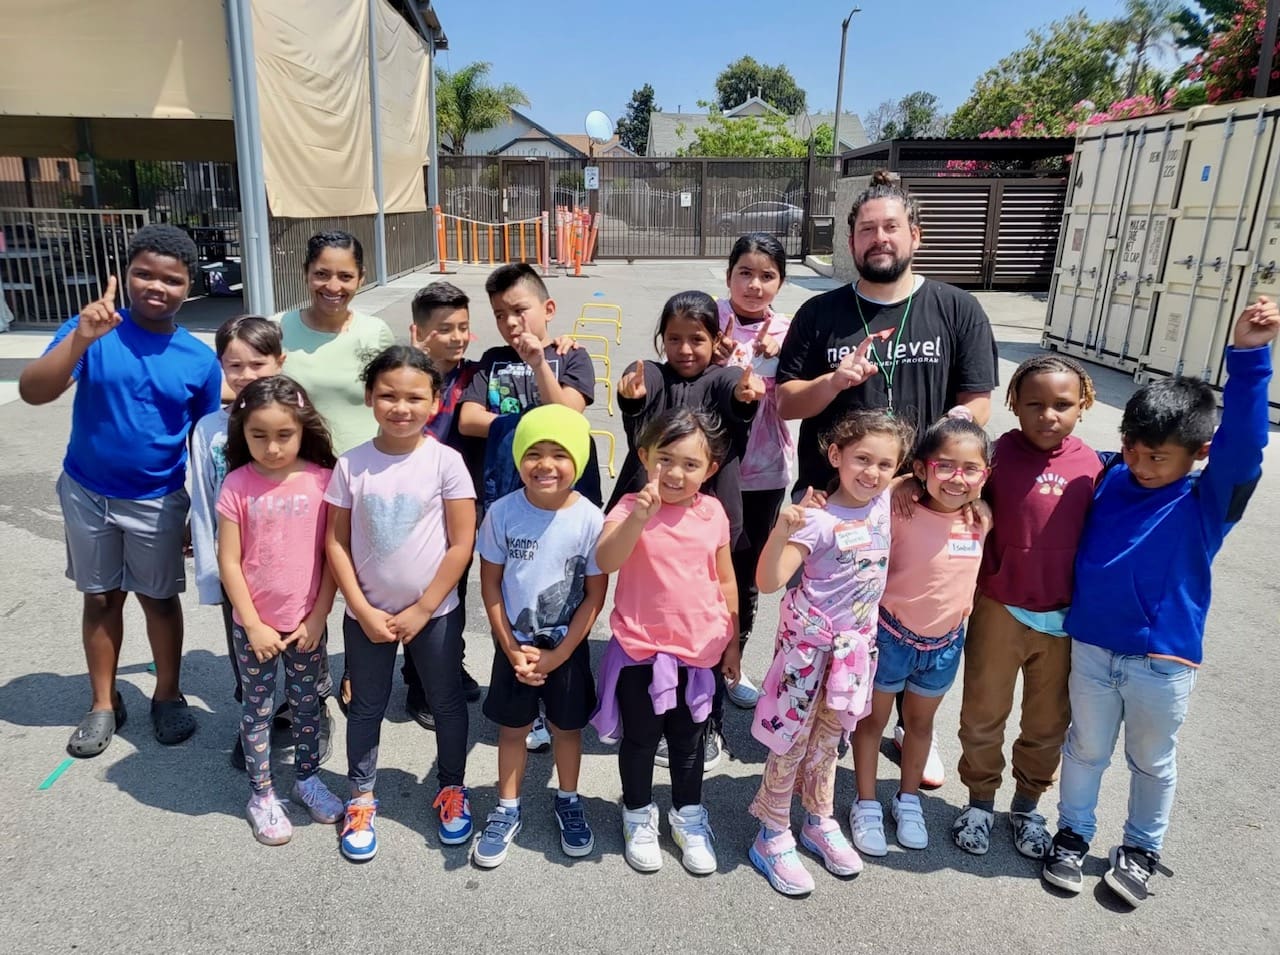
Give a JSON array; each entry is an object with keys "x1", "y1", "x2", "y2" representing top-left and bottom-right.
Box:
[{"x1": 855, "y1": 249, "x2": 912, "y2": 284}]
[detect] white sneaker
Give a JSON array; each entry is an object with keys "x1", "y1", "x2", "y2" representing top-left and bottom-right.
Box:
[
  {"x1": 726, "y1": 673, "x2": 760, "y2": 708},
  {"x1": 893, "y1": 725, "x2": 945, "y2": 788},
  {"x1": 622, "y1": 803, "x2": 663, "y2": 872},
  {"x1": 292, "y1": 775, "x2": 344, "y2": 824},
  {"x1": 526, "y1": 716, "x2": 551, "y2": 753},
  {"x1": 892, "y1": 792, "x2": 929, "y2": 849},
  {"x1": 668, "y1": 804, "x2": 717, "y2": 875},
  {"x1": 849, "y1": 800, "x2": 888, "y2": 857}
]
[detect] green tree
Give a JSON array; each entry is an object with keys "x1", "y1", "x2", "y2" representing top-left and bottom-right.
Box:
[
  {"x1": 863, "y1": 92, "x2": 947, "y2": 141},
  {"x1": 713, "y1": 57, "x2": 807, "y2": 113},
  {"x1": 1119, "y1": 0, "x2": 1184, "y2": 96},
  {"x1": 435, "y1": 61, "x2": 530, "y2": 154},
  {"x1": 615, "y1": 84, "x2": 659, "y2": 155},
  {"x1": 949, "y1": 12, "x2": 1128, "y2": 136},
  {"x1": 678, "y1": 105, "x2": 809, "y2": 158},
  {"x1": 1173, "y1": 0, "x2": 1241, "y2": 51}
]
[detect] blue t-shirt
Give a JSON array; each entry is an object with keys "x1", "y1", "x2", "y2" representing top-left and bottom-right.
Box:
[
  {"x1": 476, "y1": 489, "x2": 604, "y2": 648},
  {"x1": 47, "y1": 310, "x2": 222, "y2": 500}
]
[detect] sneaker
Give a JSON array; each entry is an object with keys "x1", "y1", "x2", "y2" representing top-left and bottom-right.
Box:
[
  {"x1": 461, "y1": 666, "x2": 482, "y2": 703},
  {"x1": 554, "y1": 795, "x2": 595, "y2": 857},
  {"x1": 525, "y1": 717, "x2": 551, "y2": 753},
  {"x1": 1041, "y1": 828, "x2": 1089, "y2": 893},
  {"x1": 246, "y1": 791, "x2": 293, "y2": 846},
  {"x1": 1105, "y1": 844, "x2": 1168, "y2": 907},
  {"x1": 230, "y1": 732, "x2": 246, "y2": 772},
  {"x1": 471, "y1": 806, "x2": 521, "y2": 868},
  {"x1": 1011, "y1": 809, "x2": 1052, "y2": 859},
  {"x1": 892, "y1": 792, "x2": 929, "y2": 849},
  {"x1": 893, "y1": 725, "x2": 945, "y2": 788},
  {"x1": 951, "y1": 805, "x2": 994, "y2": 856},
  {"x1": 850, "y1": 801, "x2": 888, "y2": 857},
  {"x1": 292, "y1": 775, "x2": 344, "y2": 824},
  {"x1": 433, "y1": 785, "x2": 472, "y2": 845},
  {"x1": 317, "y1": 704, "x2": 333, "y2": 768},
  {"x1": 726, "y1": 674, "x2": 760, "y2": 709},
  {"x1": 668, "y1": 804, "x2": 717, "y2": 875},
  {"x1": 799, "y1": 816, "x2": 863, "y2": 876},
  {"x1": 622, "y1": 803, "x2": 662, "y2": 872},
  {"x1": 703, "y1": 729, "x2": 723, "y2": 772},
  {"x1": 405, "y1": 696, "x2": 436, "y2": 731},
  {"x1": 750, "y1": 828, "x2": 815, "y2": 895},
  {"x1": 654, "y1": 736, "x2": 670, "y2": 768},
  {"x1": 339, "y1": 799, "x2": 379, "y2": 862}
]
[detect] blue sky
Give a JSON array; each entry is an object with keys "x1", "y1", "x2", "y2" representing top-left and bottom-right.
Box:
[{"x1": 431, "y1": 0, "x2": 1151, "y2": 136}]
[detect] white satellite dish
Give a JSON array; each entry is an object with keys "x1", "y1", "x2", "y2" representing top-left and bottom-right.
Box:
[{"x1": 584, "y1": 110, "x2": 613, "y2": 143}]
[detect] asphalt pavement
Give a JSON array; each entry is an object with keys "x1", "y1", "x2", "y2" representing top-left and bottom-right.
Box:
[{"x1": 0, "y1": 261, "x2": 1275, "y2": 954}]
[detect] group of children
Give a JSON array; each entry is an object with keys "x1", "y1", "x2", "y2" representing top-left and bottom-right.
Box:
[{"x1": 26, "y1": 223, "x2": 1276, "y2": 909}]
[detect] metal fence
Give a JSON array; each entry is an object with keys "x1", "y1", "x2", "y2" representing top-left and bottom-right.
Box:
[{"x1": 0, "y1": 207, "x2": 149, "y2": 324}]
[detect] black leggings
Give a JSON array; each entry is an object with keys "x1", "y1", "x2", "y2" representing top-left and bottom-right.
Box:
[
  {"x1": 403, "y1": 563, "x2": 470, "y2": 702},
  {"x1": 617, "y1": 664, "x2": 707, "y2": 810}
]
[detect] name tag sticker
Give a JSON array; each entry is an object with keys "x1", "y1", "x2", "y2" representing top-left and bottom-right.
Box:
[
  {"x1": 948, "y1": 529, "x2": 981, "y2": 558},
  {"x1": 835, "y1": 521, "x2": 872, "y2": 552}
]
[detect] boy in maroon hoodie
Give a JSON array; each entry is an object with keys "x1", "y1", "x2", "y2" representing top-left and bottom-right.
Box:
[{"x1": 951, "y1": 354, "x2": 1100, "y2": 859}]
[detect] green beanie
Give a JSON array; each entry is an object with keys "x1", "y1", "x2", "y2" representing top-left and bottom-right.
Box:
[{"x1": 512, "y1": 405, "x2": 591, "y2": 480}]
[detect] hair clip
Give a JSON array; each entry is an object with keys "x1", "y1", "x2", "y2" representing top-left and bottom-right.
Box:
[
  {"x1": 238, "y1": 397, "x2": 247, "y2": 410},
  {"x1": 945, "y1": 405, "x2": 974, "y2": 422},
  {"x1": 296, "y1": 392, "x2": 305, "y2": 409}
]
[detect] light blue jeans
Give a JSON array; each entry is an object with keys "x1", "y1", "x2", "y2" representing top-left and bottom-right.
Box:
[{"x1": 1056, "y1": 639, "x2": 1196, "y2": 854}]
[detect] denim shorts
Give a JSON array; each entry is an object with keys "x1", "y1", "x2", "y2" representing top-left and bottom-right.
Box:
[{"x1": 873, "y1": 608, "x2": 965, "y2": 698}]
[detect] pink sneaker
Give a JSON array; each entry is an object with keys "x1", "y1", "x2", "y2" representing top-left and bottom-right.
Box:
[
  {"x1": 800, "y1": 816, "x2": 863, "y2": 876},
  {"x1": 246, "y1": 791, "x2": 293, "y2": 846},
  {"x1": 749, "y1": 828, "x2": 815, "y2": 896}
]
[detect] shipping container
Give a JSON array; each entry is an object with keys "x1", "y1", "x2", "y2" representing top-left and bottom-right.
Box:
[{"x1": 1043, "y1": 97, "x2": 1280, "y2": 424}]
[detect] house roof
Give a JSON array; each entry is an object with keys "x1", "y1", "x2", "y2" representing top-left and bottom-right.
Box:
[
  {"x1": 492, "y1": 109, "x2": 580, "y2": 155},
  {"x1": 645, "y1": 108, "x2": 869, "y2": 156},
  {"x1": 557, "y1": 133, "x2": 634, "y2": 157}
]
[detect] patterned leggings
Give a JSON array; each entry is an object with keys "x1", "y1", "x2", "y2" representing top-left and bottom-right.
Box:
[
  {"x1": 748, "y1": 685, "x2": 846, "y2": 830},
  {"x1": 231, "y1": 624, "x2": 327, "y2": 794}
]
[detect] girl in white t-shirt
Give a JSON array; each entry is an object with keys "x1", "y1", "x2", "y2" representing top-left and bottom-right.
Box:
[{"x1": 324, "y1": 346, "x2": 477, "y2": 863}]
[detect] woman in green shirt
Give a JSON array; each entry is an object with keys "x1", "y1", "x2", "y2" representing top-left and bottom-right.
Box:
[{"x1": 277, "y1": 231, "x2": 395, "y2": 454}]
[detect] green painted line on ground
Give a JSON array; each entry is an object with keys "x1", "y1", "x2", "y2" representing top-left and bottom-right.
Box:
[{"x1": 38, "y1": 757, "x2": 75, "y2": 791}]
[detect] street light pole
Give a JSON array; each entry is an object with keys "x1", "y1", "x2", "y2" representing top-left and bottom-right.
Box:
[
  {"x1": 831, "y1": 6, "x2": 861, "y2": 171},
  {"x1": 1256, "y1": 0, "x2": 1279, "y2": 98}
]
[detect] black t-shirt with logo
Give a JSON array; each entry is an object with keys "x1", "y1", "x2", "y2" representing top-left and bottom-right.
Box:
[{"x1": 776, "y1": 278, "x2": 999, "y2": 494}]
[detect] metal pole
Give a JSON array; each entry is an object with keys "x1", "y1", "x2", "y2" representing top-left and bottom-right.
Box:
[
  {"x1": 426, "y1": 31, "x2": 439, "y2": 209},
  {"x1": 1257, "y1": 0, "x2": 1280, "y2": 98},
  {"x1": 225, "y1": 0, "x2": 275, "y2": 315},
  {"x1": 831, "y1": 6, "x2": 860, "y2": 170},
  {"x1": 367, "y1": 0, "x2": 388, "y2": 287}
]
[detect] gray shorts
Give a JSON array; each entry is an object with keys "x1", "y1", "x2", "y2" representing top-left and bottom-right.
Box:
[{"x1": 57, "y1": 472, "x2": 188, "y2": 599}]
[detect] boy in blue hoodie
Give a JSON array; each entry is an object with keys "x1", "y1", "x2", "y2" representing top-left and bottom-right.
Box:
[{"x1": 1042, "y1": 296, "x2": 1277, "y2": 906}]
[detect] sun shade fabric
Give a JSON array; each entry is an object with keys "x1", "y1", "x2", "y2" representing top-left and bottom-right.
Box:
[
  {"x1": 0, "y1": 0, "x2": 233, "y2": 120},
  {"x1": 374, "y1": 0, "x2": 431, "y2": 213}
]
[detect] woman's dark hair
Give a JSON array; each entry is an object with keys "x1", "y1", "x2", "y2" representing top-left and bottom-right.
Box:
[
  {"x1": 653, "y1": 290, "x2": 720, "y2": 355},
  {"x1": 728, "y1": 232, "x2": 787, "y2": 282},
  {"x1": 226, "y1": 376, "x2": 337, "y2": 472},
  {"x1": 847, "y1": 170, "x2": 920, "y2": 231},
  {"x1": 1006, "y1": 353, "x2": 1096, "y2": 410},
  {"x1": 214, "y1": 314, "x2": 283, "y2": 360},
  {"x1": 820, "y1": 409, "x2": 915, "y2": 464},
  {"x1": 360, "y1": 344, "x2": 442, "y2": 397},
  {"x1": 1121, "y1": 376, "x2": 1217, "y2": 452},
  {"x1": 303, "y1": 230, "x2": 365, "y2": 275},
  {"x1": 127, "y1": 224, "x2": 199, "y2": 280},
  {"x1": 913, "y1": 411, "x2": 992, "y2": 468},
  {"x1": 635, "y1": 407, "x2": 730, "y2": 465}
]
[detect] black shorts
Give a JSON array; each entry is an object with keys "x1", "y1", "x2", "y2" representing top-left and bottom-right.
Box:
[{"x1": 482, "y1": 637, "x2": 597, "y2": 731}]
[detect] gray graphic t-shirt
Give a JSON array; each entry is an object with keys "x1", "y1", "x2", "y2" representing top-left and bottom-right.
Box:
[{"x1": 477, "y1": 489, "x2": 604, "y2": 647}]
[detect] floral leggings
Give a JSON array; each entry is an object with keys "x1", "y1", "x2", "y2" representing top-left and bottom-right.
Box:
[
  {"x1": 748, "y1": 685, "x2": 846, "y2": 830},
  {"x1": 231, "y1": 624, "x2": 327, "y2": 794}
]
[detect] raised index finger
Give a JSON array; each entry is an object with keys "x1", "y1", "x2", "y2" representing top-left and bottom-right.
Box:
[
  {"x1": 101, "y1": 275, "x2": 118, "y2": 307},
  {"x1": 854, "y1": 327, "x2": 895, "y2": 362},
  {"x1": 754, "y1": 316, "x2": 772, "y2": 342}
]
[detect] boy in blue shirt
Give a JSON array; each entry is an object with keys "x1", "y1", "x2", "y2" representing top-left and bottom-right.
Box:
[
  {"x1": 20, "y1": 224, "x2": 222, "y2": 758},
  {"x1": 1042, "y1": 297, "x2": 1277, "y2": 906}
]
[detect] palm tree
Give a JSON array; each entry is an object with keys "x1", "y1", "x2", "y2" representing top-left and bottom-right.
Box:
[
  {"x1": 436, "y1": 62, "x2": 530, "y2": 154},
  {"x1": 1119, "y1": 0, "x2": 1184, "y2": 98}
]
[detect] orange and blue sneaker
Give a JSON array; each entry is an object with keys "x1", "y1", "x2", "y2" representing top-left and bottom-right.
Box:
[
  {"x1": 340, "y1": 798, "x2": 378, "y2": 862},
  {"x1": 433, "y1": 785, "x2": 473, "y2": 845}
]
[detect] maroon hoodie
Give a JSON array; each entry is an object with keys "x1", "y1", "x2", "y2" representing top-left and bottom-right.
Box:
[{"x1": 979, "y1": 430, "x2": 1102, "y2": 612}]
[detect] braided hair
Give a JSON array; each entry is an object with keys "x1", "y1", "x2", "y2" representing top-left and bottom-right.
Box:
[{"x1": 1005, "y1": 353, "x2": 1096, "y2": 411}]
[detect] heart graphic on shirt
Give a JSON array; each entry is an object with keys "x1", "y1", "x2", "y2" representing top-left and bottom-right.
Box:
[{"x1": 362, "y1": 493, "x2": 428, "y2": 560}]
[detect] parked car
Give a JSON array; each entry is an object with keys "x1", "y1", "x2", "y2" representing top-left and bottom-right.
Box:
[{"x1": 716, "y1": 201, "x2": 803, "y2": 237}]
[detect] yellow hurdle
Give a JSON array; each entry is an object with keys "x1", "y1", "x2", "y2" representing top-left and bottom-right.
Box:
[
  {"x1": 590, "y1": 429, "x2": 617, "y2": 477},
  {"x1": 574, "y1": 303, "x2": 623, "y2": 344}
]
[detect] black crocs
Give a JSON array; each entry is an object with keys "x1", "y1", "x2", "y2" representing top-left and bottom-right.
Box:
[
  {"x1": 67, "y1": 692, "x2": 127, "y2": 759},
  {"x1": 151, "y1": 694, "x2": 197, "y2": 745}
]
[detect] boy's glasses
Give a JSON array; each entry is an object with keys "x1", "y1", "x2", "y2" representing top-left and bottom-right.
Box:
[{"x1": 926, "y1": 460, "x2": 990, "y2": 484}]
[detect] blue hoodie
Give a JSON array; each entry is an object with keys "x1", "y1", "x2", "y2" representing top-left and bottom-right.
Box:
[{"x1": 1065, "y1": 345, "x2": 1271, "y2": 665}]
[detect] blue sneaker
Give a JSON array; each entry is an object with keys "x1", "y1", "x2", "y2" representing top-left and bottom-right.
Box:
[
  {"x1": 339, "y1": 799, "x2": 378, "y2": 862},
  {"x1": 554, "y1": 795, "x2": 595, "y2": 857},
  {"x1": 471, "y1": 806, "x2": 521, "y2": 868},
  {"x1": 433, "y1": 785, "x2": 472, "y2": 845}
]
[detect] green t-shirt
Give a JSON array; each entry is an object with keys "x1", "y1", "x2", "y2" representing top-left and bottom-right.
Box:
[{"x1": 276, "y1": 309, "x2": 396, "y2": 454}]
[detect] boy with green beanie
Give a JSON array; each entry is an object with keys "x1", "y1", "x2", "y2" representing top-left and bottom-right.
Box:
[{"x1": 471, "y1": 405, "x2": 607, "y2": 868}]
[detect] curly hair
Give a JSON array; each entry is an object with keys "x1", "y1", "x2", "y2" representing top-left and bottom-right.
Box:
[
  {"x1": 847, "y1": 169, "x2": 920, "y2": 231},
  {"x1": 1005, "y1": 353, "x2": 1097, "y2": 410},
  {"x1": 820, "y1": 409, "x2": 915, "y2": 464},
  {"x1": 226, "y1": 376, "x2": 337, "y2": 472},
  {"x1": 127, "y1": 224, "x2": 198, "y2": 280}
]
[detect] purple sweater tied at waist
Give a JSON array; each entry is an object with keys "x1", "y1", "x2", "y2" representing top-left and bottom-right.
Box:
[{"x1": 590, "y1": 637, "x2": 716, "y2": 743}]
